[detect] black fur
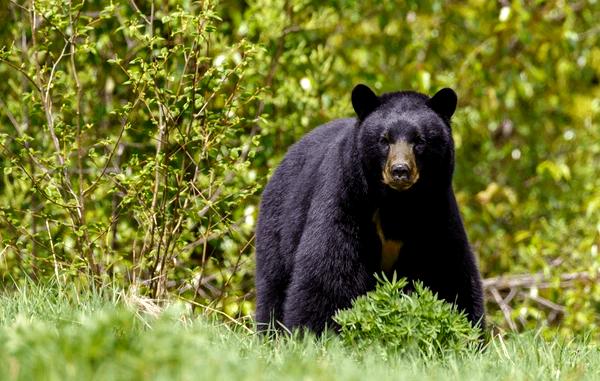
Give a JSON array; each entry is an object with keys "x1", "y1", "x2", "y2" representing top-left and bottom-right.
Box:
[{"x1": 255, "y1": 85, "x2": 485, "y2": 334}]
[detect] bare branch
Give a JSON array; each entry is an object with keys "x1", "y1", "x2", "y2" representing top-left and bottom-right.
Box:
[
  {"x1": 489, "y1": 287, "x2": 518, "y2": 332},
  {"x1": 483, "y1": 271, "x2": 595, "y2": 291}
]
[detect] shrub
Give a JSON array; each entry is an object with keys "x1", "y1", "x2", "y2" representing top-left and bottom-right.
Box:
[
  {"x1": 0, "y1": 0, "x2": 260, "y2": 314},
  {"x1": 334, "y1": 274, "x2": 481, "y2": 357}
]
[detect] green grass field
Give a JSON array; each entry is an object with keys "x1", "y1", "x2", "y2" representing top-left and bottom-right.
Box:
[{"x1": 0, "y1": 284, "x2": 597, "y2": 381}]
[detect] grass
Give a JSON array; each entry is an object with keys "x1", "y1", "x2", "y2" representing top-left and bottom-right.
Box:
[{"x1": 0, "y1": 282, "x2": 598, "y2": 380}]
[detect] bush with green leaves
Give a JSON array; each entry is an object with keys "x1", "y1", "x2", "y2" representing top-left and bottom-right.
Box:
[
  {"x1": 0, "y1": 0, "x2": 260, "y2": 314},
  {"x1": 334, "y1": 275, "x2": 481, "y2": 357}
]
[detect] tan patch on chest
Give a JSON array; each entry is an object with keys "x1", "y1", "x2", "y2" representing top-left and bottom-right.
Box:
[{"x1": 372, "y1": 209, "x2": 403, "y2": 272}]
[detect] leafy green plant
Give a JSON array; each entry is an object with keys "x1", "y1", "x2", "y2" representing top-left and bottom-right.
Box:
[
  {"x1": 0, "y1": 0, "x2": 260, "y2": 314},
  {"x1": 334, "y1": 274, "x2": 481, "y2": 357}
]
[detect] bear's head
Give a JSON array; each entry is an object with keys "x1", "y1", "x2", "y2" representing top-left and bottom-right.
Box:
[{"x1": 352, "y1": 84, "x2": 457, "y2": 193}]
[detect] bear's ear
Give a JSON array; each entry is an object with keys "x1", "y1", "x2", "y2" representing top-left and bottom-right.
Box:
[
  {"x1": 427, "y1": 88, "x2": 457, "y2": 120},
  {"x1": 352, "y1": 84, "x2": 380, "y2": 121}
]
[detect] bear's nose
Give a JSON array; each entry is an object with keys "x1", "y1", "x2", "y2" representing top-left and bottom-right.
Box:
[{"x1": 391, "y1": 164, "x2": 411, "y2": 181}]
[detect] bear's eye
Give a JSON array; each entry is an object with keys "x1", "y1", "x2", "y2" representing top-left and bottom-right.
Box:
[
  {"x1": 379, "y1": 134, "x2": 389, "y2": 145},
  {"x1": 413, "y1": 139, "x2": 425, "y2": 154}
]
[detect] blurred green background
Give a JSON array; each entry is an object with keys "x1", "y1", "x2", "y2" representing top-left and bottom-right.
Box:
[{"x1": 0, "y1": 0, "x2": 599, "y2": 336}]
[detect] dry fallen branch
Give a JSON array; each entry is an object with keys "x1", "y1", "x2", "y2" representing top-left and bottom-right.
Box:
[
  {"x1": 483, "y1": 271, "x2": 595, "y2": 292},
  {"x1": 482, "y1": 271, "x2": 597, "y2": 329}
]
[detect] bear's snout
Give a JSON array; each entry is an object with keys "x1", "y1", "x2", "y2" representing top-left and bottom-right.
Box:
[
  {"x1": 383, "y1": 140, "x2": 419, "y2": 191},
  {"x1": 391, "y1": 163, "x2": 411, "y2": 181}
]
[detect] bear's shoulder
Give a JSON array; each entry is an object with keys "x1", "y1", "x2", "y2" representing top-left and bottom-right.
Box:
[{"x1": 265, "y1": 118, "x2": 356, "y2": 194}]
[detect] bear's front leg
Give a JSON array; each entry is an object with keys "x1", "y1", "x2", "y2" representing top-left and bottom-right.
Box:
[{"x1": 282, "y1": 224, "x2": 374, "y2": 334}]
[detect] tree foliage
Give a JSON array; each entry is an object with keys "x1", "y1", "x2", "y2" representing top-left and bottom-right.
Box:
[{"x1": 1, "y1": 0, "x2": 599, "y2": 335}]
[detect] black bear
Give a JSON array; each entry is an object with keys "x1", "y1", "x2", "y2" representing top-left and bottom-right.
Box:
[{"x1": 255, "y1": 84, "x2": 485, "y2": 334}]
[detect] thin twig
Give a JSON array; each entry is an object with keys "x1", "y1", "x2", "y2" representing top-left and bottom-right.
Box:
[{"x1": 489, "y1": 287, "x2": 518, "y2": 331}]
